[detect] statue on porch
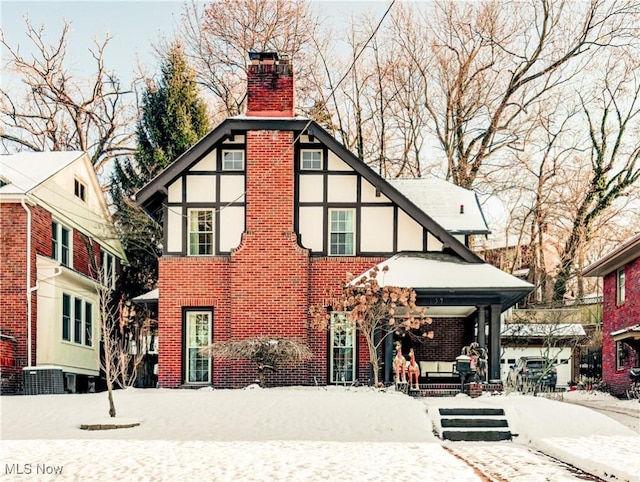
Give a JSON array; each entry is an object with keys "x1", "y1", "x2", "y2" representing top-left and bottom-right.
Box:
[
  {"x1": 407, "y1": 348, "x2": 420, "y2": 390},
  {"x1": 393, "y1": 343, "x2": 407, "y2": 387},
  {"x1": 462, "y1": 342, "x2": 487, "y2": 382}
]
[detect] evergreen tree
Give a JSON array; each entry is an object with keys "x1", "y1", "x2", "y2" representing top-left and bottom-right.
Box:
[{"x1": 110, "y1": 42, "x2": 210, "y2": 297}]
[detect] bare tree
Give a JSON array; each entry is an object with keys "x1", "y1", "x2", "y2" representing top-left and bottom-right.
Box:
[
  {"x1": 0, "y1": 19, "x2": 135, "y2": 172},
  {"x1": 179, "y1": 0, "x2": 321, "y2": 120}
]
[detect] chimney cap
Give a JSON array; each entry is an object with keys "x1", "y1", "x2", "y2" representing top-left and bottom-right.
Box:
[{"x1": 248, "y1": 51, "x2": 279, "y2": 62}]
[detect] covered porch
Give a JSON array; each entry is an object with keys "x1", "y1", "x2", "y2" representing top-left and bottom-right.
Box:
[{"x1": 366, "y1": 252, "x2": 533, "y2": 387}]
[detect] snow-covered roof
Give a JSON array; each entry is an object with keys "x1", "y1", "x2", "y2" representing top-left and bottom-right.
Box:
[
  {"x1": 388, "y1": 178, "x2": 489, "y2": 235},
  {"x1": 501, "y1": 323, "x2": 586, "y2": 338},
  {"x1": 132, "y1": 288, "x2": 159, "y2": 303},
  {"x1": 583, "y1": 233, "x2": 640, "y2": 277},
  {"x1": 0, "y1": 151, "x2": 84, "y2": 195},
  {"x1": 610, "y1": 323, "x2": 640, "y2": 342}
]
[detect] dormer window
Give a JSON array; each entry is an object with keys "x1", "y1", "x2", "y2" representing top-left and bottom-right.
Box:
[
  {"x1": 222, "y1": 150, "x2": 244, "y2": 171},
  {"x1": 301, "y1": 150, "x2": 322, "y2": 170},
  {"x1": 74, "y1": 178, "x2": 86, "y2": 202}
]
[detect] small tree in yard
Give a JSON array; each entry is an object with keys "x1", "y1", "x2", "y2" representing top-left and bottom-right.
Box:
[
  {"x1": 200, "y1": 337, "x2": 312, "y2": 388},
  {"x1": 310, "y1": 265, "x2": 433, "y2": 387}
]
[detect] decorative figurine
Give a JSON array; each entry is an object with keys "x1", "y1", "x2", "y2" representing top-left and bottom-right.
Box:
[
  {"x1": 408, "y1": 348, "x2": 420, "y2": 390},
  {"x1": 392, "y1": 343, "x2": 407, "y2": 387}
]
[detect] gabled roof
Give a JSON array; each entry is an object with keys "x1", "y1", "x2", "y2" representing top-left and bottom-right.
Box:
[
  {"x1": 352, "y1": 252, "x2": 533, "y2": 311},
  {"x1": 135, "y1": 117, "x2": 483, "y2": 263},
  {"x1": 0, "y1": 151, "x2": 84, "y2": 195},
  {"x1": 582, "y1": 234, "x2": 640, "y2": 277},
  {"x1": 388, "y1": 178, "x2": 489, "y2": 235}
]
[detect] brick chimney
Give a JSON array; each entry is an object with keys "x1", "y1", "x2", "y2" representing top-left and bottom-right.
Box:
[{"x1": 246, "y1": 52, "x2": 295, "y2": 117}]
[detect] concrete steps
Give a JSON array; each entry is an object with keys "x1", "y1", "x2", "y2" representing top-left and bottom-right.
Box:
[{"x1": 438, "y1": 407, "x2": 512, "y2": 442}]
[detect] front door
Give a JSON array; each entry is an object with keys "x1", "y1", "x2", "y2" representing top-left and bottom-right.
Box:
[{"x1": 185, "y1": 311, "x2": 212, "y2": 384}]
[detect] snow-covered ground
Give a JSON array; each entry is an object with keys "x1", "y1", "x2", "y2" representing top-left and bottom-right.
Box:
[{"x1": 0, "y1": 386, "x2": 638, "y2": 481}]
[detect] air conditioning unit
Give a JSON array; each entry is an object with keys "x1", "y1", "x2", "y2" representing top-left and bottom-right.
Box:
[{"x1": 22, "y1": 366, "x2": 64, "y2": 395}]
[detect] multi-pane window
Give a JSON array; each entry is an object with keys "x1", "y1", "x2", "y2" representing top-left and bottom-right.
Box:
[
  {"x1": 616, "y1": 341, "x2": 627, "y2": 370},
  {"x1": 301, "y1": 150, "x2": 322, "y2": 170},
  {"x1": 617, "y1": 268, "x2": 626, "y2": 305},
  {"x1": 102, "y1": 251, "x2": 115, "y2": 288},
  {"x1": 330, "y1": 313, "x2": 356, "y2": 383},
  {"x1": 185, "y1": 311, "x2": 212, "y2": 383},
  {"x1": 329, "y1": 209, "x2": 355, "y2": 255},
  {"x1": 52, "y1": 221, "x2": 71, "y2": 267},
  {"x1": 222, "y1": 150, "x2": 244, "y2": 171},
  {"x1": 188, "y1": 210, "x2": 214, "y2": 255},
  {"x1": 61, "y1": 293, "x2": 93, "y2": 346},
  {"x1": 74, "y1": 178, "x2": 86, "y2": 202}
]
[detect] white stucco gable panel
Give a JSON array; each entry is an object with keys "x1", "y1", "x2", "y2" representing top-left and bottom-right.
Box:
[
  {"x1": 327, "y1": 151, "x2": 351, "y2": 171},
  {"x1": 220, "y1": 175, "x2": 245, "y2": 203},
  {"x1": 219, "y1": 206, "x2": 244, "y2": 252},
  {"x1": 327, "y1": 175, "x2": 357, "y2": 203},
  {"x1": 166, "y1": 206, "x2": 183, "y2": 253},
  {"x1": 361, "y1": 207, "x2": 394, "y2": 252},
  {"x1": 299, "y1": 175, "x2": 323, "y2": 202},
  {"x1": 397, "y1": 210, "x2": 423, "y2": 251},
  {"x1": 191, "y1": 150, "x2": 216, "y2": 170},
  {"x1": 427, "y1": 232, "x2": 443, "y2": 252},
  {"x1": 186, "y1": 175, "x2": 216, "y2": 202},
  {"x1": 168, "y1": 180, "x2": 182, "y2": 203},
  {"x1": 360, "y1": 178, "x2": 390, "y2": 203},
  {"x1": 299, "y1": 206, "x2": 323, "y2": 251}
]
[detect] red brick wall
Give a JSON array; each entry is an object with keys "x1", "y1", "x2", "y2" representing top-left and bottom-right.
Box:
[
  {"x1": 0, "y1": 336, "x2": 19, "y2": 393},
  {"x1": 246, "y1": 62, "x2": 294, "y2": 117},
  {"x1": 602, "y1": 257, "x2": 640, "y2": 396}
]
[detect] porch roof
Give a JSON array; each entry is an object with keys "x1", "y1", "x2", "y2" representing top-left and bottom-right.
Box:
[
  {"x1": 355, "y1": 252, "x2": 533, "y2": 312},
  {"x1": 611, "y1": 323, "x2": 640, "y2": 342}
]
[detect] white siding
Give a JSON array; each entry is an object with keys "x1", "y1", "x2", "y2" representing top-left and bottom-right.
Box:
[
  {"x1": 299, "y1": 175, "x2": 324, "y2": 202},
  {"x1": 360, "y1": 178, "x2": 390, "y2": 203},
  {"x1": 397, "y1": 210, "x2": 423, "y2": 251},
  {"x1": 186, "y1": 175, "x2": 216, "y2": 202},
  {"x1": 166, "y1": 206, "x2": 183, "y2": 252},
  {"x1": 220, "y1": 175, "x2": 245, "y2": 203},
  {"x1": 361, "y1": 207, "x2": 394, "y2": 252},
  {"x1": 327, "y1": 175, "x2": 357, "y2": 203},
  {"x1": 219, "y1": 206, "x2": 244, "y2": 252},
  {"x1": 299, "y1": 206, "x2": 324, "y2": 251},
  {"x1": 191, "y1": 150, "x2": 216, "y2": 170}
]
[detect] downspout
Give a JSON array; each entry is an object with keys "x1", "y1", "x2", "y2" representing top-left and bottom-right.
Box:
[{"x1": 20, "y1": 198, "x2": 33, "y2": 367}]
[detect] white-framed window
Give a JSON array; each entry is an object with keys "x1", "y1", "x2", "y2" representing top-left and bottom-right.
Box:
[
  {"x1": 62, "y1": 293, "x2": 93, "y2": 346},
  {"x1": 329, "y1": 209, "x2": 355, "y2": 256},
  {"x1": 222, "y1": 150, "x2": 244, "y2": 171},
  {"x1": 102, "y1": 251, "x2": 115, "y2": 288},
  {"x1": 301, "y1": 149, "x2": 322, "y2": 170},
  {"x1": 330, "y1": 312, "x2": 356, "y2": 384},
  {"x1": 185, "y1": 311, "x2": 212, "y2": 384},
  {"x1": 52, "y1": 220, "x2": 72, "y2": 267},
  {"x1": 617, "y1": 268, "x2": 625, "y2": 305},
  {"x1": 616, "y1": 341, "x2": 627, "y2": 370},
  {"x1": 74, "y1": 178, "x2": 87, "y2": 202},
  {"x1": 188, "y1": 209, "x2": 214, "y2": 255}
]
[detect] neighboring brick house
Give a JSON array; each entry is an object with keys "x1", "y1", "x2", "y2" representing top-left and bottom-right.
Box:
[
  {"x1": 136, "y1": 52, "x2": 532, "y2": 389},
  {"x1": 0, "y1": 151, "x2": 126, "y2": 394},
  {"x1": 583, "y1": 234, "x2": 640, "y2": 396}
]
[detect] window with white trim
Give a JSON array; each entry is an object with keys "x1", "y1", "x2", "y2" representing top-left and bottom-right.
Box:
[
  {"x1": 616, "y1": 341, "x2": 627, "y2": 370},
  {"x1": 52, "y1": 221, "x2": 72, "y2": 267},
  {"x1": 301, "y1": 149, "x2": 322, "y2": 170},
  {"x1": 222, "y1": 150, "x2": 244, "y2": 171},
  {"x1": 74, "y1": 178, "x2": 87, "y2": 202},
  {"x1": 330, "y1": 312, "x2": 356, "y2": 383},
  {"x1": 617, "y1": 268, "x2": 625, "y2": 305},
  {"x1": 188, "y1": 209, "x2": 214, "y2": 255},
  {"x1": 185, "y1": 311, "x2": 212, "y2": 383},
  {"x1": 102, "y1": 251, "x2": 115, "y2": 289},
  {"x1": 62, "y1": 293, "x2": 93, "y2": 346},
  {"x1": 329, "y1": 209, "x2": 355, "y2": 255}
]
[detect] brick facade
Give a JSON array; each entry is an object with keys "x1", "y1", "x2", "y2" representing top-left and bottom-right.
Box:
[{"x1": 601, "y1": 257, "x2": 640, "y2": 396}]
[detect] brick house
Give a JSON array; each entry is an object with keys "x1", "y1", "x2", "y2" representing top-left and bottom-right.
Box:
[
  {"x1": 583, "y1": 234, "x2": 640, "y2": 396},
  {"x1": 0, "y1": 151, "x2": 126, "y2": 394},
  {"x1": 136, "y1": 52, "x2": 532, "y2": 389}
]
